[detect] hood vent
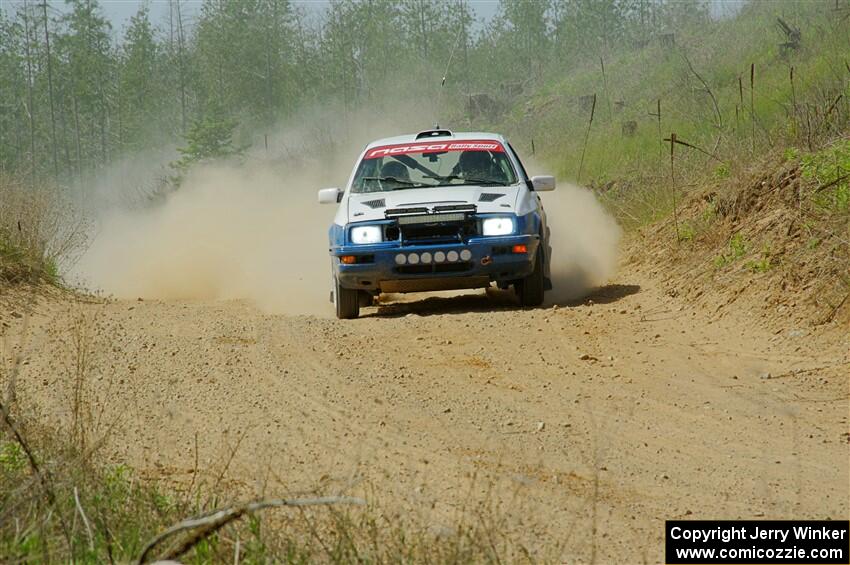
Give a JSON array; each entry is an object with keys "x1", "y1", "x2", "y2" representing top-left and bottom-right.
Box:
[
  {"x1": 361, "y1": 198, "x2": 386, "y2": 209},
  {"x1": 478, "y1": 193, "x2": 505, "y2": 203}
]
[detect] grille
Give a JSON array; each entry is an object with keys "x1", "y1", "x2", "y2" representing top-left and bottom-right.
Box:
[
  {"x1": 401, "y1": 221, "x2": 476, "y2": 243},
  {"x1": 398, "y1": 213, "x2": 465, "y2": 225},
  {"x1": 385, "y1": 204, "x2": 479, "y2": 244}
]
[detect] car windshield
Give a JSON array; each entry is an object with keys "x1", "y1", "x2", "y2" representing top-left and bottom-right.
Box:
[{"x1": 351, "y1": 139, "x2": 519, "y2": 194}]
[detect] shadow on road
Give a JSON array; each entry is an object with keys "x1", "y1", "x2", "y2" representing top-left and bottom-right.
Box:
[
  {"x1": 568, "y1": 283, "x2": 641, "y2": 306},
  {"x1": 365, "y1": 283, "x2": 641, "y2": 318}
]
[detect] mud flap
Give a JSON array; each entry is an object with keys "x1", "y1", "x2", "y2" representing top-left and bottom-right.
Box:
[
  {"x1": 358, "y1": 290, "x2": 373, "y2": 308},
  {"x1": 543, "y1": 226, "x2": 553, "y2": 291}
]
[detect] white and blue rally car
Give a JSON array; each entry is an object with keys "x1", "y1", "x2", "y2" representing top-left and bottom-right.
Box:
[{"x1": 318, "y1": 129, "x2": 556, "y2": 319}]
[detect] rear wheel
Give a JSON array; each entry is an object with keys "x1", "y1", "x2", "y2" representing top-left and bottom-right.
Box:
[
  {"x1": 515, "y1": 249, "x2": 545, "y2": 307},
  {"x1": 334, "y1": 276, "x2": 360, "y2": 319}
]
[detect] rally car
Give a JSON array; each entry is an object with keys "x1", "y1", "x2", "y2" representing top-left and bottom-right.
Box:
[{"x1": 319, "y1": 129, "x2": 555, "y2": 319}]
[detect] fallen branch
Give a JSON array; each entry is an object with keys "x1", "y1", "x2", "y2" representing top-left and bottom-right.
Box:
[
  {"x1": 662, "y1": 136, "x2": 727, "y2": 164},
  {"x1": 136, "y1": 496, "x2": 365, "y2": 564},
  {"x1": 814, "y1": 171, "x2": 850, "y2": 193},
  {"x1": 821, "y1": 291, "x2": 849, "y2": 324}
]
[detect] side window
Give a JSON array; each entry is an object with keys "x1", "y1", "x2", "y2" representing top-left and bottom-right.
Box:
[
  {"x1": 507, "y1": 142, "x2": 530, "y2": 182},
  {"x1": 354, "y1": 159, "x2": 381, "y2": 192},
  {"x1": 492, "y1": 153, "x2": 516, "y2": 184}
]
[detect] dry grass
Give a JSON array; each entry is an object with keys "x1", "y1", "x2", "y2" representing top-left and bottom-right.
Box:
[{"x1": 0, "y1": 172, "x2": 88, "y2": 285}]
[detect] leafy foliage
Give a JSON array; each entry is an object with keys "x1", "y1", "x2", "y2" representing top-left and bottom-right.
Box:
[
  {"x1": 714, "y1": 232, "x2": 747, "y2": 268},
  {"x1": 172, "y1": 101, "x2": 243, "y2": 178},
  {"x1": 801, "y1": 140, "x2": 850, "y2": 213}
]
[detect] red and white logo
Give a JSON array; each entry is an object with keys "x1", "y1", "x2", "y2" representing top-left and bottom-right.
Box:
[{"x1": 365, "y1": 140, "x2": 504, "y2": 159}]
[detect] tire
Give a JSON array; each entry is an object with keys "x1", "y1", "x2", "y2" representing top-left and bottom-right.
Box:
[
  {"x1": 516, "y1": 248, "x2": 545, "y2": 307},
  {"x1": 334, "y1": 276, "x2": 360, "y2": 319}
]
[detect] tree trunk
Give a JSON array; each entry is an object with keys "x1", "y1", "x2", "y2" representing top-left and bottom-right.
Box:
[
  {"x1": 41, "y1": 0, "x2": 59, "y2": 178},
  {"x1": 72, "y1": 95, "x2": 83, "y2": 176},
  {"x1": 22, "y1": 1, "x2": 36, "y2": 180},
  {"x1": 176, "y1": 0, "x2": 187, "y2": 133}
]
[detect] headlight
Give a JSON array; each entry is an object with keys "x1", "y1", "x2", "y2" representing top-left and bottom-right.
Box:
[
  {"x1": 481, "y1": 217, "x2": 515, "y2": 236},
  {"x1": 350, "y1": 225, "x2": 383, "y2": 244}
]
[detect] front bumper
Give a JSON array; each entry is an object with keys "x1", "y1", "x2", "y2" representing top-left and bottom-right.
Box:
[{"x1": 331, "y1": 235, "x2": 540, "y2": 293}]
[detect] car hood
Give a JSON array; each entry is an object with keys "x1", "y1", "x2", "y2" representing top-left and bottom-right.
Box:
[{"x1": 347, "y1": 185, "x2": 519, "y2": 223}]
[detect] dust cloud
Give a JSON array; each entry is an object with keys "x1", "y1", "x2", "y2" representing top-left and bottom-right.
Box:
[
  {"x1": 541, "y1": 183, "x2": 622, "y2": 302},
  {"x1": 72, "y1": 163, "x2": 337, "y2": 315},
  {"x1": 72, "y1": 102, "x2": 435, "y2": 316}
]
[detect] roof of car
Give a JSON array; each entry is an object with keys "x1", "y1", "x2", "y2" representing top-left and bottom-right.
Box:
[{"x1": 364, "y1": 130, "x2": 506, "y2": 150}]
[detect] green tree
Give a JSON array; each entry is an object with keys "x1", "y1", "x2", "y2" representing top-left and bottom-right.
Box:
[
  {"x1": 56, "y1": 0, "x2": 114, "y2": 169},
  {"x1": 488, "y1": 0, "x2": 553, "y2": 76},
  {"x1": 194, "y1": 0, "x2": 297, "y2": 124},
  {"x1": 171, "y1": 100, "x2": 242, "y2": 181},
  {"x1": 0, "y1": 10, "x2": 26, "y2": 172},
  {"x1": 118, "y1": 5, "x2": 161, "y2": 151}
]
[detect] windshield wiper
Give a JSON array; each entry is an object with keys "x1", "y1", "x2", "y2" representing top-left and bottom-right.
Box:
[
  {"x1": 360, "y1": 176, "x2": 435, "y2": 190},
  {"x1": 425, "y1": 174, "x2": 508, "y2": 186},
  {"x1": 361, "y1": 176, "x2": 418, "y2": 186}
]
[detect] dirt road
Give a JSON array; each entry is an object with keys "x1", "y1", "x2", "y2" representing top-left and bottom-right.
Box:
[{"x1": 7, "y1": 262, "x2": 849, "y2": 562}]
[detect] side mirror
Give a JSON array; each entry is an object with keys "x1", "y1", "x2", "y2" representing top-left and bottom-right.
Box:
[
  {"x1": 530, "y1": 175, "x2": 556, "y2": 192},
  {"x1": 318, "y1": 187, "x2": 342, "y2": 204}
]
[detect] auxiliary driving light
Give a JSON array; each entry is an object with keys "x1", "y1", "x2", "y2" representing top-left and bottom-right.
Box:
[
  {"x1": 447, "y1": 251, "x2": 459, "y2": 262},
  {"x1": 460, "y1": 249, "x2": 472, "y2": 261},
  {"x1": 420, "y1": 252, "x2": 432, "y2": 263},
  {"x1": 434, "y1": 251, "x2": 446, "y2": 263},
  {"x1": 408, "y1": 253, "x2": 420, "y2": 264},
  {"x1": 395, "y1": 253, "x2": 407, "y2": 265}
]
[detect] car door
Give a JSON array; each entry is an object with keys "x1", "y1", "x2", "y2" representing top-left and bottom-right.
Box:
[{"x1": 507, "y1": 142, "x2": 552, "y2": 287}]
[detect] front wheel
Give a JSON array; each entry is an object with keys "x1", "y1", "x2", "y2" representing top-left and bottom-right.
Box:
[
  {"x1": 515, "y1": 249, "x2": 545, "y2": 307},
  {"x1": 334, "y1": 276, "x2": 360, "y2": 319}
]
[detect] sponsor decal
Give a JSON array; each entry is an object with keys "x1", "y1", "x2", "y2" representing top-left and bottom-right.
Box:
[{"x1": 365, "y1": 140, "x2": 504, "y2": 159}]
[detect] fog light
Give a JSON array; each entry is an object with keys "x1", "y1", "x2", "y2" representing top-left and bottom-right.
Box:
[
  {"x1": 395, "y1": 253, "x2": 406, "y2": 265},
  {"x1": 420, "y1": 252, "x2": 432, "y2": 263},
  {"x1": 460, "y1": 249, "x2": 472, "y2": 261},
  {"x1": 447, "y1": 250, "x2": 459, "y2": 262},
  {"x1": 341, "y1": 255, "x2": 357, "y2": 264},
  {"x1": 408, "y1": 253, "x2": 420, "y2": 264},
  {"x1": 434, "y1": 251, "x2": 446, "y2": 263},
  {"x1": 512, "y1": 244, "x2": 528, "y2": 254}
]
